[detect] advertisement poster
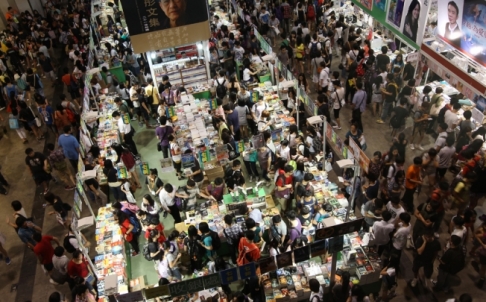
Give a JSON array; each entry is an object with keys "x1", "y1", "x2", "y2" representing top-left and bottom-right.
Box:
[
  {"x1": 437, "y1": 0, "x2": 486, "y2": 66},
  {"x1": 119, "y1": 0, "x2": 210, "y2": 53},
  {"x1": 374, "y1": 0, "x2": 387, "y2": 11},
  {"x1": 359, "y1": 0, "x2": 373, "y2": 10},
  {"x1": 386, "y1": 0, "x2": 431, "y2": 45}
]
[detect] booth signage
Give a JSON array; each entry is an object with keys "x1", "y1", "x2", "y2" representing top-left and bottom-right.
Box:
[
  {"x1": 119, "y1": 0, "x2": 210, "y2": 53},
  {"x1": 374, "y1": 0, "x2": 387, "y2": 11},
  {"x1": 328, "y1": 235, "x2": 345, "y2": 254},
  {"x1": 220, "y1": 267, "x2": 239, "y2": 284},
  {"x1": 276, "y1": 251, "x2": 293, "y2": 268},
  {"x1": 144, "y1": 286, "x2": 169, "y2": 299},
  {"x1": 310, "y1": 240, "x2": 328, "y2": 257},
  {"x1": 293, "y1": 246, "x2": 311, "y2": 263},
  {"x1": 169, "y1": 282, "x2": 189, "y2": 297},
  {"x1": 385, "y1": 0, "x2": 431, "y2": 46},
  {"x1": 259, "y1": 257, "x2": 277, "y2": 274},
  {"x1": 202, "y1": 273, "x2": 222, "y2": 289},
  {"x1": 437, "y1": 0, "x2": 486, "y2": 67},
  {"x1": 185, "y1": 277, "x2": 205, "y2": 294},
  {"x1": 239, "y1": 262, "x2": 257, "y2": 279},
  {"x1": 315, "y1": 218, "x2": 364, "y2": 240}
]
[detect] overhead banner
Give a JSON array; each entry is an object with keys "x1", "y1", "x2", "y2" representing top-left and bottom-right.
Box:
[
  {"x1": 120, "y1": 0, "x2": 210, "y2": 53},
  {"x1": 438, "y1": 0, "x2": 486, "y2": 66},
  {"x1": 386, "y1": 0, "x2": 431, "y2": 45}
]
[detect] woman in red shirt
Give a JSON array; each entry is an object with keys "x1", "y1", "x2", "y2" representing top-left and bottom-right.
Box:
[
  {"x1": 67, "y1": 250, "x2": 96, "y2": 294},
  {"x1": 144, "y1": 222, "x2": 166, "y2": 244},
  {"x1": 115, "y1": 211, "x2": 140, "y2": 256}
]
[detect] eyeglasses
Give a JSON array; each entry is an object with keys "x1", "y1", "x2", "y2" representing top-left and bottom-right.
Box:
[{"x1": 161, "y1": 0, "x2": 182, "y2": 7}]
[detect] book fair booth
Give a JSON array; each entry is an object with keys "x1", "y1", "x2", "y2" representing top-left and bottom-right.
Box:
[{"x1": 64, "y1": 0, "x2": 468, "y2": 301}]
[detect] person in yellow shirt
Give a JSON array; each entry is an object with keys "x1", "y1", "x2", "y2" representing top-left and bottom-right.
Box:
[
  {"x1": 144, "y1": 78, "x2": 159, "y2": 118},
  {"x1": 294, "y1": 37, "x2": 305, "y2": 75}
]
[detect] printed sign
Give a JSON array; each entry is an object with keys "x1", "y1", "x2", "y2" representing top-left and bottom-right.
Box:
[
  {"x1": 119, "y1": 0, "x2": 210, "y2": 53},
  {"x1": 386, "y1": 0, "x2": 431, "y2": 46},
  {"x1": 310, "y1": 240, "x2": 328, "y2": 257},
  {"x1": 238, "y1": 262, "x2": 257, "y2": 279},
  {"x1": 259, "y1": 257, "x2": 277, "y2": 274},
  {"x1": 293, "y1": 246, "x2": 310, "y2": 263},
  {"x1": 220, "y1": 267, "x2": 239, "y2": 285},
  {"x1": 202, "y1": 273, "x2": 221, "y2": 289},
  {"x1": 315, "y1": 218, "x2": 364, "y2": 240}
]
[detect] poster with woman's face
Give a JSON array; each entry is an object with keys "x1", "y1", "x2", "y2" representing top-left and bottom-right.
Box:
[{"x1": 386, "y1": 0, "x2": 431, "y2": 45}]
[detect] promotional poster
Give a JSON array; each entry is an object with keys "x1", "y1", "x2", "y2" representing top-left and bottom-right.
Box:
[
  {"x1": 374, "y1": 0, "x2": 387, "y2": 11},
  {"x1": 120, "y1": 0, "x2": 210, "y2": 53},
  {"x1": 386, "y1": 0, "x2": 430, "y2": 45},
  {"x1": 359, "y1": 0, "x2": 373, "y2": 10},
  {"x1": 440, "y1": 0, "x2": 486, "y2": 66}
]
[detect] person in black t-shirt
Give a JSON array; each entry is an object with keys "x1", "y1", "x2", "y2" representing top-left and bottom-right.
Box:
[
  {"x1": 403, "y1": 60, "x2": 416, "y2": 82},
  {"x1": 25, "y1": 148, "x2": 52, "y2": 194},
  {"x1": 410, "y1": 229, "x2": 441, "y2": 288},
  {"x1": 85, "y1": 169, "x2": 108, "y2": 205},
  {"x1": 147, "y1": 229, "x2": 163, "y2": 261},
  {"x1": 376, "y1": 46, "x2": 390, "y2": 72},
  {"x1": 389, "y1": 98, "x2": 409, "y2": 136}
]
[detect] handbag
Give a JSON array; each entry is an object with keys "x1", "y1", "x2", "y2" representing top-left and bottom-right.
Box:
[
  {"x1": 9, "y1": 117, "x2": 19, "y2": 129},
  {"x1": 274, "y1": 175, "x2": 290, "y2": 198},
  {"x1": 28, "y1": 106, "x2": 42, "y2": 127}
]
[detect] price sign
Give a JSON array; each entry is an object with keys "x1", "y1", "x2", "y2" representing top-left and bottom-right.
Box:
[
  {"x1": 238, "y1": 262, "x2": 256, "y2": 279},
  {"x1": 293, "y1": 246, "x2": 310, "y2": 263},
  {"x1": 314, "y1": 218, "x2": 364, "y2": 240},
  {"x1": 202, "y1": 273, "x2": 221, "y2": 289},
  {"x1": 144, "y1": 286, "x2": 169, "y2": 299},
  {"x1": 169, "y1": 282, "x2": 188, "y2": 297},
  {"x1": 310, "y1": 240, "x2": 328, "y2": 257},
  {"x1": 276, "y1": 251, "x2": 292, "y2": 268},
  {"x1": 185, "y1": 277, "x2": 205, "y2": 294},
  {"x1": 259, "y1": 256, "x2": 277, "y2": 274},
  {"x1": 220, "y1": 267, "x2": 238, "y2": 285},
  {"x1": 328, "y1": 235, "x2": 344, "y2": 254}
]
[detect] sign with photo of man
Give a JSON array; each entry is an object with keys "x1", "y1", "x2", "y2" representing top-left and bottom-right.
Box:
[{"x1": 120, "y1": 0, "x2": 211, "y2": 53}]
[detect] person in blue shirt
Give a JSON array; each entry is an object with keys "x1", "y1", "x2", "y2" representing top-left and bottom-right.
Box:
[
  {"x1": 198, "y1": 222, "x2": 214, "y2": 262},
  {"x1": 58, "y1": 125, "x2": 80, "y2": 172},
  {"x1": 38, "y1": 101, "x2": 57, "y2": 135}
]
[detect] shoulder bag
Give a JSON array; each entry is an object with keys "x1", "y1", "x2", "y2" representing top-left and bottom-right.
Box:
[{"x1": 29, "y1": 106, "x2": 42, "y2": 127}]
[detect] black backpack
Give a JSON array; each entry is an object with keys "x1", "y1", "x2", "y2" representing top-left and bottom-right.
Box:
[
  {"x1": 188, "y1": 237, "x2": 205, "y2": 261},
  {"x1": 290, "y1": 227, "x2": 309, "y2": 244},
  {"x1": 216, "y1": 79, "x2": 227, "y2": 99},
  {"x1": 63, "y1": 235, "x2": 77, "y2": 253},
  {"x1": 143, "y1": 244, "x2": 153, "y2": 261},
  {"x1": 203, "y1": 230, "x2": 221, "y2": 250},
  {"x1": 437, "y1": 106, "x2": 449, "y2": 124},
  {"x1": 309, "y1": 42, "x2": 320, "y2": 59},
  {"x1": 298, "y1": 143, "x2": 310, "y2": 158}
]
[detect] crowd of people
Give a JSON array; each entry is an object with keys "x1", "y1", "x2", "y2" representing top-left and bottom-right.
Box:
[{"x1": 0, "y1": 0, "x2": 485, "y2": 301}]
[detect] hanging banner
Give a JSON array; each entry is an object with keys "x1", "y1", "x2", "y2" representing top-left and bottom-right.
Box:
[
  {"x1": 386, "y1": 0, "x2": 431, "y2": 45},
  {"x1": 359, "y1": 0, "x2": 373, "y2": 10},
  {"x1": 437, "y1": 0, "x2": 486, "y2": 67},
  {"x1": 374, "y1": 0, "x2": 387, "y2": 11},
  {"x1": 119, "y1": 0, "x2": 210, "y2": 53}
]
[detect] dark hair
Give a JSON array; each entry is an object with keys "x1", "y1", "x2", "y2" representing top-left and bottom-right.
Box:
[
  {"x1": 164, "y1": 183, "x2": 173, "y2": 193},
  {"x1": 188, "y1": 225, "x2": 198, "y2": 237},
  {"x1": 245, "y1": 230, "x2": 255, "y2": 241},
  {"x1": 224, "y1": 214, "x2": 234, "y2": 225},
  {"x1": 272, "y1": 215, "x2": 282, "y2": 224},
  {"x1": 453, "y1": 215, "x2": 464, "y2": 227},
  {"x1": 54, "y1": 246, "x2": 65, "y2": 257},
  {"x1": 399, "y1": 212, "x2": 411, "y2": 224},
  {"x1": 382, "y1": 210, "x2": 392, "y2": 222},
  {"x1": 448, "y1": 1, "x2": 460, "y2": 16},
  {"x1": 350, "y1": 284, "x2": 366, "y2": 301},
  {"x1": 49, "y1": 292, "x2": 62, "y2": 302},
  {"x1": 33, "y1": 232, "x2": 42, "y2": 242},
  {"x1": 450, "y1": 234, "x2": 462, "y2": 247},
  {"x1": 245, "y1": 218, "x2": 256, "y2": 229},
  {"x1": 309, "y1": 278, "x2": 320, "y2": 293},
  {"x1": 143, "y1": 194, "x2": 155, "y2": 207},
  {"x1": 11, "y1": 200, "x2": 23, "y2": 211},
  {"x1": 413, "y1": 156, "x2": 423, "y2": 165},
  {"x1": 199, "y1": 222, "x2": 209, "y2": 233}
]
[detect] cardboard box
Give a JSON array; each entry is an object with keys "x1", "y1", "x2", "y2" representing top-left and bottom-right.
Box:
[
  {"x1": 205, "y1": 166, "x2": 224, "y2": 182},
  {"x1": 129, "y1": 275, "x2": 146, "y2": 292}
]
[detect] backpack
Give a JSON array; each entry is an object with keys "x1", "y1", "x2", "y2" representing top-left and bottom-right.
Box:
[
  {"x1": 237, "y1": 241, "x2": 258, "y2": 265},
  {"x1": 63, "y1": 235, "x2": 77, "y2": 253},
  {"x1": 143, "y1": 244, "x2": 153, "y2": 261},
  {"x1": 203, "y1": 230, "x2": 221, "y2": 250},
  {"x1": 312, "y1": 135, "x2": 323, "y2": 153},
  {"x1": 290, "y1": 227, "x2": 309, "y2": 244},
  {"x1": 356, "y1": 60, "x2": 366, "y2": 77},
  {"x1": 437, "y1": 106, "x2": 449, "y2": 124},
  {"x1": 216, "y1": 79, "x2": 227, "y2": 99},
  {"x1": 270, "y1": 224, "x2": 282, "y2": 243},
  {"x1": 390, "y1": 114, "x2": 402, "y2": 129},
  {"x1": 189, "y1": 237, "x2": 205, "y2": 261},
  {"x1": 298, "y1": 143, "x2": 310, "y2": 158},
  {"x1": 126, "y1": 213, "x2": 141, "y2": 234},
  {"x1": 306, "y1": 4, "x2": 316, "y2": 19},
  {"x1": 65, "y1": 108, "x2": 76, "y2": 123},
  {"x1": 282, "y1": 4, "x2": 292, "y2": 19},
  {"x1": 309, "y1": 42, "x2": 320, "y2": 59},
  {"x1": 5, "y1": 85, "x2": 17, "y2": 98}
]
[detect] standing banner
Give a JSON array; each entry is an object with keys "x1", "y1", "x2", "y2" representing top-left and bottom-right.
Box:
[
  {"x1": 386, "y1": 0, "x2": 431, "y2": 45},
  {"x1": 119, "y1": 0, "x2": 210, "y2": 53},
  {"x1": 438, "y1": 0, "x2": 486, "y2": 67}
]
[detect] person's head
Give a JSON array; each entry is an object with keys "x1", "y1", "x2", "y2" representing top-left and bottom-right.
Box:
[
  {"x1": 413, "y1": 156, "x2": 423, "y2": 166},
  {"x1": 309, "y1": 278, "x2": 320, "y2": 293},
  {"x1": 32, "y1": 232, "x2": 42, "y2": 243},
  {"x1": 459, "y1": 294, "x2": 473, "y2": 302},
  {"x1": 386, "y1": 73, "x2": 394, "y2": 82},
  {"x1": 245, "y1": 230, "x2": 255, "y2": 242},
  {"x1": 158, "y1": 0, "x2": 187, "y2": 24},
  {"x1": 399, "y1": 212, "x2": 411, "y2": 224},
  {"x1": 437, "y1": 122, "x2": 448, "y2": 133},
  {"x1": 198, "y1": 221, "x2": 210, "y2": 234},
  {"x1": 382, "y1": 210, "x2": 392, "y2": 222},
  {"x1": 464, "y1": 171, "x2": 478, "y2": 183},
  {"x1": 356, "y1": 81, "x2": 363, "y2": 90},
  {"x1": 142, "y1": 194, "x2": 155, "y2": 207},
  {"x1": 74, "y1": 283, "x2": 89, "y2": 297},
  {"x1": 374, "y1": 198, "x2": 384, "y2": 209},
  {"x1": 188, "y1": 225, "x2": 198, "y2": 238},
  {"x1": 381, "y1": 46, "x2": 388, "y2": 54},
  {"x1": 448, "y1": 1, "x2": 460, "y2": 25},
  {"x1": 111, "y1": 111, "x2": 121, "y2": 120},
  {"x1": 54, "y1": 246, "x2": 65, "y2": 257},
  {"x1": 453, "y1": 215, "x2": 465, "y2": 228},
  {"x1": 224, "y1": 214, "x2": 234, "y2": 226},
  {"x1": 423, "y1": 229, "x2": 435, "y2": 241},
  {"x1": 351, "y1": 284, "x2": 366, "y2": 301},
  {"x1": 272, "y1": 215, "x2": 282, "y2": 225},
  {"x1": 187, "y1": 179, "x2": 196, "y2": 189},
  {"x1": 284, "y1": 165, "x2": 294, "y2": 176},
  {"x1": 450, "y1": 234, "x2": 462, "y2": 248},
  {"x1": 304, "y1": 172, "x2": 315, "y2": 182},
  {"x1": 48, "y1": 292, "x2": 63, "y2": 302},
  {"x1": 436, "y1": 87, "x2": 444, "y2": 94},
  {"x1": 25, "y1": 148, "x2": 35, "y2": 157},
  {"x1": 11, "y1": 200, "x2": 23, "y2": 211},
  {"x1": 232, "y1": 159, "x2": 241, "y2": 170}
]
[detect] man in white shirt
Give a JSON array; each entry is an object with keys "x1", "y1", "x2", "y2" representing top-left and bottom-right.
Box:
[
  {"x1": 129, "y1": 83, "x2": 141, "y2": 124},
  {"x1": 52, "y1": 246, "x2": 70, "y2": 278},
  {"x1": 435, "y1": 122, "x2": 449, "y2": 151},
  {"x1": 444, "y1": 103, "x2": 461, "y2": 133},
  {"x1": 391, "y1": 212, "x2": 411, "y2": 263},
  {"x1": 249, "y1": 207, "x2": 264, "y2": 224},
  {"x1": 259, "y1": 6, "x2": 270, "y2": 25},
  {"x1": 372, "y1": 210, "x2": 395, "y2": 256},
  {"x1": 159, "y1": 183, "x2": 182, "y2": 223},
  {"x1": 386, "y1": 197, "x2": 405, "y2": 224},
  {"x1": 112, "y1": 111, "x2": 139, "y2": 156},
  {"x1": 319, "y1": 62, "x2": 330, "y2": 93},
  {"x1": 213, "y1": 15, "x2": 223, "y2": 30}
]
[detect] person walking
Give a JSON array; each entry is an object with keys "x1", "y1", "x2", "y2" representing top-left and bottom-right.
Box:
[
  {"x1": 410, "y1": 230, "x2": 441, "y2": 288},
  {"x1": 112, "y1": 111, "x2": 139, "y2": 156},
  {"x1": 155, "y1": 116, "x2": 173, "y2": 158},
  {"x1": 0, "y1": 231, "x2": 11, "y2": 265},
  {"x1": 351, "y1": 81, "x2": 367, "y2": 132},
  {"x1": 25, "y1": 147, "x2": 52, "y2": 194},
  {"x1": 433, "y1": 235, "x2": 465, "y2": 293},
  {"x1": 223, "y1": 215, "x2": 244, "y2": 264},
  {"x1": 159, "y1": 183, "x2": 182, "y2": 223},
  {"x1": 57, "y1": 126, "x2": 80, "y2": 172},
  {"x1": 47, "y1": 143, "x2": 76, "y2": 190},
  {"x1": 32, "y1": 232, "x2": 60, "y2": 283},
  {"x1": 402, "y1": 157, "x2": 423, "y2": 212}
]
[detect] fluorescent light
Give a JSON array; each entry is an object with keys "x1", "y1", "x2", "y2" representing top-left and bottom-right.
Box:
[
  {"x1": 197, "y1": 43, "x2": 203, "y2": 50},
  {"x1": 151, "y1": 52, "x2": 156, "y2": 59}
]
